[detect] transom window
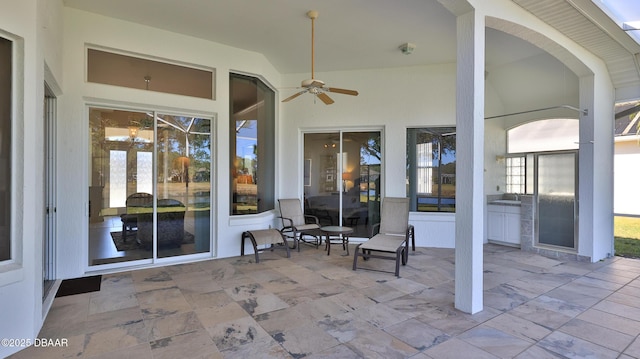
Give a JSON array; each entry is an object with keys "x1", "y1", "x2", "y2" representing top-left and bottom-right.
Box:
[
  {"x1": 507, "y1": 119, "x2": 578, "y2": 153},
  {"x1": 87, "y1": 48, "x2": 215, "y2": 99}
]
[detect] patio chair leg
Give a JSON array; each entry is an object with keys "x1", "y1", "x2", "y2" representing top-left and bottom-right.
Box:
[
  {"x1": 410, "y1": 225, "x2": 415, "y2": 251},
  {"x1": 283, "y1": 237, "x2": 291, "y2": 258},
  {"x1": 402, "y1": 246, "x2": 408, "y2": 265},
  {"x1": 353, "y1": 243, "x2": 362, "y2": 271},
  {"x1": 242, "y1": 230, "x2": 290, "y2": 263}
]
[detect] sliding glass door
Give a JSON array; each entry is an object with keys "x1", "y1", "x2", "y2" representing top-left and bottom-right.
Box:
[
  {"x1": 155, "y1": 114, "x2": 212, "y2": 258},
  {"x1": 88, "y1": 107, "x2": 213, "y2": 266},
  {"x1": 303, "y1": 131, "x2": 381, "y2": 238}
]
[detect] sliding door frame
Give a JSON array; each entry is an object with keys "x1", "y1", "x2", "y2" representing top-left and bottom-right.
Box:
[
  {"x1": 301, "y1": 127, "x2": 384, "y2": 239},
  {"x1": 86, "y1": 102, "x2": 216, "y2": 270}
]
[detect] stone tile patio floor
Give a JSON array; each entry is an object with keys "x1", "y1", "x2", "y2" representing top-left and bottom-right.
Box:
[{"x1": 9, "y1": 243, "x2": 640, "y2": 358}]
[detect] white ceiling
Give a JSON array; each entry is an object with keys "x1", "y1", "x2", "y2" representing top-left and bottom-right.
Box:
[
  {"x1": 62, "y1": 0, "x2": 544, "y2": 75},
  {"x1": 63, "y1": 0, "x2": 640, "y2": 102}
]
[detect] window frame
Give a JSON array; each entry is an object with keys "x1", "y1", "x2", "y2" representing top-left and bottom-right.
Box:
[
  {"x1": 0, "y1": 35, "x2": 11, "y2": 263},
  {"x1": 229, "y1": 73, "x2": 275, "y2": 216},
  {"x1": 505, "y1": 155, "x2": 526, "y2": 194},
  {"x1": 87, "y1": 46, "x2": 216, "y2": 100},
  {"x1": 406, "y1": 127, "x2": 456, "y2": 213},
  {"x1": 0, "y1": 30, "x2": 24, "y2": 286},
  {"x1": 87, "y1": 104, "x2": 215, "y2": 266}
]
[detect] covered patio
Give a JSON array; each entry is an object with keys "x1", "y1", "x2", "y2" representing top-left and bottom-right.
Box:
[{"x1": 12, "y1": 244, "x2": 640, "y2": 358}]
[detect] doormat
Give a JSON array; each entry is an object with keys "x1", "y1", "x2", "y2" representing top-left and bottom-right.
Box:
[
  {"x1": 55, "y1": 275, "x2": 102, "y2": 298},
  {"x1": 110, "y1": 231, "x2": 194, "y2": 251}
]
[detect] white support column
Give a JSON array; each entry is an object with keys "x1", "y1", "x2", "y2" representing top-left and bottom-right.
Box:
[
  {"x1": 579, "y1": 75, "x2": 615, "y2": 261},
  {"x1": 454, "y1": 9, "x2": 485, "y2": 314}
]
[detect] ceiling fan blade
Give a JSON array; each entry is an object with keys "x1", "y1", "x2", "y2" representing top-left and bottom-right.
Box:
[
  {"x1": 326, "y1": 87, "x2": 359, "y2": 96},
  {"x1": 317, "y1": 92, "x2": 335, "y2": 105},
  {"x1": 282, "y1": 90, "x2": 306, "y2": 102}
]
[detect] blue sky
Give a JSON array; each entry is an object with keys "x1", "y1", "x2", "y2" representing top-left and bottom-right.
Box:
[{"x1": 596, "y1": 0, "x2": 640, "y2": 43}]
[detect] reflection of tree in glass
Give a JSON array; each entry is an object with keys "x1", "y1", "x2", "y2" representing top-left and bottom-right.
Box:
[
  {"x1": 360, "y1": 135, "x2": 381, "y2": 163},
  {"x1": 157, "y1": 115, "x2": 211, "y2": 183},
  {"x1": 188, "y1": 120, "x2": 212, "y2": 181}
]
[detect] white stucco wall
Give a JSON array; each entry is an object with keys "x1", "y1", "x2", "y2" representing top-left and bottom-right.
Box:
[
  {"x1": 58, "y1": 8, "x2": 283, "y2": 277},
  {"x1": 0, "y1": 0, "x2": 64, "y2": 357},
  {"x1": 614, "y1": 137, "x2": 640, "y2": 216}
]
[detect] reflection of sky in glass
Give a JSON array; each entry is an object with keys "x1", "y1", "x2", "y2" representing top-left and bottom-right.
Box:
[
  {"x1": 236, "y1": 120, "x2": 257, "y2": 161},
  {"x1": 427, "y1": 146, "x2": 456, "y2": 165},
  {"x1": 360, "y1": 137, "x2": 381, "y2": 165},
  {"x1": 361, "y1": 150, "x2": 381, "y2": 165},
  {"x1": 427, "y1": 139, "x2": 456, "y2": 165},
  {"x1": 441, "y1": 151, "x2": 456, "y2": 165}
]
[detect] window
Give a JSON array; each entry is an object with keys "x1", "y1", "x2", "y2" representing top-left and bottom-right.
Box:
[
  {"x1": 230, "y1": 73, "x2": 275, "y2": 215},
  {"x1": 406, "y1": 127, "x2": 456, "y2": 212},
  {"x1": 507, "y1": 119, "x2": 578, "y2": 153},
  {"x1": 0, "y1": 36, "x2": 11, "y2": 261},
  {"x1": 506, "y1": 118, "x2": 580, "y2": 195},
  {"x1": 505, "y1": 156, "x2": 525, "y2": 194},
  {"x1": 87, "y1": 48, "x2": 215, "y2": 99}
]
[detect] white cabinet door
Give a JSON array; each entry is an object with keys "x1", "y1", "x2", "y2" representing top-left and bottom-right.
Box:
[
  {"x1": 487, "y1": 204, "x2": 521, "y2": 246},
  {"x1": 504, "y1": 212, "x2": 521, "y2": 245},
  {"x1": 487, "y1": 207, "x2": 505, "y2": 241}
]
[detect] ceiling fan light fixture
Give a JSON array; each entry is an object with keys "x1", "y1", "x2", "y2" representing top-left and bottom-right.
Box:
[{"x1": 400, "y1": 42, "x2": 416, "y2": 55}]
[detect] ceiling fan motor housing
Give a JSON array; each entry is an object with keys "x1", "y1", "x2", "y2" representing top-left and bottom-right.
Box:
[{"x1": 302, "y1": 79, "x2": 325, "y2": 88}]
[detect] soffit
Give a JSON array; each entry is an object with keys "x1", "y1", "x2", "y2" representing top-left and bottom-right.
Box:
[{"x1": 512, "y1": 0, "x2": 640, "y2": 99}]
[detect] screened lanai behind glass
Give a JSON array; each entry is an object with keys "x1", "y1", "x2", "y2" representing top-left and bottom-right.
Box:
[{"x1": 88, "y1": 107, "x2": 212, "y2": 266}]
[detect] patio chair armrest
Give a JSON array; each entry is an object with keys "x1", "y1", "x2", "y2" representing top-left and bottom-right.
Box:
[
  {"x1": 278, "y1": 216, "x2": 294, "y2": 228},
  {"x1": 304, "y1": 214, "x2": 320, "y2": 225},
  {"x1": 370, "y1": 223, "x2": 381, "y2": 238}
]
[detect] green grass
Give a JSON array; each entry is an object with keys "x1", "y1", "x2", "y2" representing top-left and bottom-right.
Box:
[{"x1": 614, "y1": 216, "x2": 640, "y2": 258}]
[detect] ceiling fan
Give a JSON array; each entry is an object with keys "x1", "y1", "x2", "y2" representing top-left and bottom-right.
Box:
[{"x1": 282, "y1": 10, "x2": 359, "y2": 105}]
